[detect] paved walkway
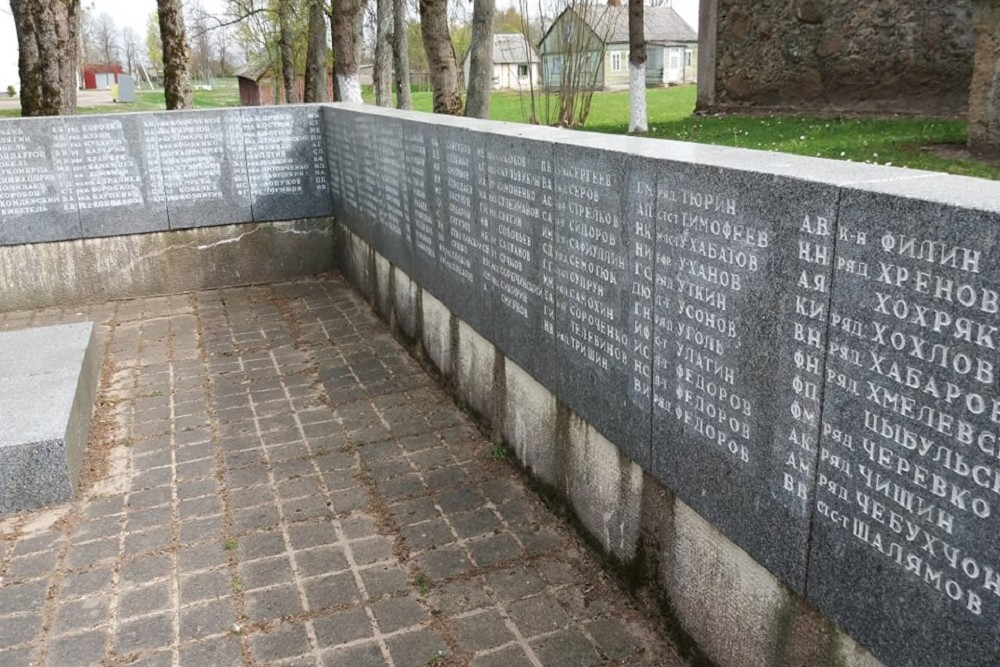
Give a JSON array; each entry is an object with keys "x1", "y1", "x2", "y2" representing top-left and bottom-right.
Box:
[{"x1": 0, "y1": 276, "x2": 684, "y2": 667}]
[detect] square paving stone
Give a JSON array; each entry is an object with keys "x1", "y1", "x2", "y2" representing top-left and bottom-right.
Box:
[
  {"x1": 0, "y1": 579, "x2": 48, "y2": 614},
  {"x1": 116, "y1": 612, "x2": 174, "y2": 653},
  {"x1": 6, "y1": 550, "x2": 60, "y2": 579},
  {"x1": 370, "y1": 595, "x2": 429, "y2": 634},
  {"x1": 468, "y1": 534, "x2": 522, "y2": 568},
  {"x1": 389, "y1": 498, "x2": 439, "y2": 526},
  {"x1": 120, "y1": 554, "x2": 171, "y2": 586},
  {"x1": 303, "y1": 571, "x2": 360, "y2": 611},
  {"x1": 179, "y1": 516, "x2": 224, "y2": 544},
  {"x1": 426, "y1": 579, "x2": 494, "y2": 615},
  {"x1": 484, "y1": 566, "x2": 547, "y2": 602},
  {"x1": 288, "y1": 522, "x2": 339, "y2": 550},
  {"x1": 179, "y1": 568, "x2": 231, "y2": 605},
  {"x1": 529, "y1": 629, "x2": 602, "y2": 667},
  {"x1": 12, "y1": 532, "x2": 62, "y2": 557},
  {"x1": 47, "y1": 628, "x2": 106, "y2": 666},
  {"x1": 435, "y1": 488, "x2": 484, "y2": 514},
  {"x1": 240, "y1": 555, "x2": 294, "y2": 590},
  {"x1": 400, "y1": 518, "x2": 454, "y2": 551},
  {"x1": 249, "y1": 621, "x2": 312, "y2": 663},
  {"x1": 451, "y1": 509, "x2": 502, "y2": 539},
  {"x1": 295, "y1": 546, "x2": 350, "y2": 577},
  {"x1": 506, "y1": 594, "x2": 570, "y2": 637},
  {"x1": 360, "y1": 565, "x2": 410, "y2": 599},
  {"x1": 313, "y1": 607, "x2": 373, "y2": 648},
  {"x1": 60, "y1": 565, "x2": 114, "y2": 600},
  {"x1": 180, "y1": 599, "x2": 236, "y2": 640},
  {"x1": 232, "y1": 504, "x2": 280, "y2": 533},
  {"x1": 245, "y1": 584, "x2": 303, "y2": 621},
  {"x1": 178, "y1": 635, "x2": 243, "y2": 667},
  {"x1": 0, "y1": 612, "x2": 41, "y2": 649},
  {"x1": 68, "y1": 538, "x2": 119, "y2": 569},
  {"x1": 124, "y1": 506, "x2": 171, "y2": 533},
  {"x1": 586, "y1": 618, "x2": 644, "y2": 661},
  {"x1": 118, "y1": 582, "x2": 172, "y2": 620},
  {"x1": 51, "y1": 595, "x2": 110, "y2": 635},
  {"x1": 455, "y1": 609, "x2": 514, "y2": 652},
  {"x1": 350, "y1": 537, "x2": 394, "y2": 566},
  {"x1": 0, "y1": 647, "x2": 34, "y2": 667},
  {"x1": 322, "y1": 640, "x2": 386, "y2": 667},
  {"x1": 384, "y1": 628, "x2": 449, "y2": 667},
  {"x1": 470, "y1": 644, "x2": 534, "y2": 667},
  {"x1": 72, "y1": 516, "x2": 122, "y2": 543},
  {"x1": 122, "y1": 527, "x2": 172, "y2": 555},
  {"x1": 416, "y1": 546, "x2": 472, "y2": 579},
  {"x1": 237, "y1": 531, "x2": 286, "y2": 561},
  {"x1": 329, "y1": 487, "x2": 369, "y2": 513}
]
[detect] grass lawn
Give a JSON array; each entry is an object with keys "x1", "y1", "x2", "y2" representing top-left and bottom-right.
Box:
[{"x1": 3, "y1": 79, "x2": 997, "y2": 180}]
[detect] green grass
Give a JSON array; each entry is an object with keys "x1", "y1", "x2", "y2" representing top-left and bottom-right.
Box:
[{"x1": 3, "y1": 80, "x2": 997, "y2": 179}]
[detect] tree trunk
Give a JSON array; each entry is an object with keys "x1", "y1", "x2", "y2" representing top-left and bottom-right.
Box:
[
  {"x1": 374, "y1": 0, "x2": 393, "y2": 106},
  {"x1": 304, "y1": 0, "x2": 327, "y2": 103},
  {"x1": 465, "y1": 0, "x2": 495, "y2": 118},
  {"x1": 628, "y1": 0, "x2": 647, "y2": 133},
  {"x1": 332, "y1": 0, "x2": 364, "y2": 102},
  {"x1": 392, "y1": 0, "x2": 412, "y2": 109},
  {"x1": 10, "y1": 0, "x2": 78, "y2": 116},
  {"x1": 419, "y1": 0, "x2": 463, "y2": 114},
  {"x1": 278, "y1": 0, "x2": 297, "y2": 104},
  {"x1": 158, "y1": 0, "x2": 192, "y2": 110},
  {"x1": 968, "y1": 0, "x2": 1000, "y2": 158}
]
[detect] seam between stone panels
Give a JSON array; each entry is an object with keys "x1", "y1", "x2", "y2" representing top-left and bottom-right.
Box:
[
  {"x1": 168, "y1": 330, "x2": 181, "y2": 667},
  {"x1": 801, "y1": 186, "x2": 845, "y2": 597}
]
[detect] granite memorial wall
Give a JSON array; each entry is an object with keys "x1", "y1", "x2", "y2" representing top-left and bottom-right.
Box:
[
  {"x1": 0, "y1": 105, "x2": 332, "y2": 246},
  {"x1": 322, "y1": 104, "x2": 999, "y2": 667}
]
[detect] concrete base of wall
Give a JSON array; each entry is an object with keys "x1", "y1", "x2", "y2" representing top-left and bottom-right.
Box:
[
  {"x1": 0, "y1": 219, "x2": 338, "y2": 311},
  {"x1": 337, "y1": 227, "x2": 886, "y2": 667}
]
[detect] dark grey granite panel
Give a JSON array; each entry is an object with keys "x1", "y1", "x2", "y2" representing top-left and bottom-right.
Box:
[
  {"x1": 333, "y1": 110, "x2": 369, "y2": 240},
  {"x1": 320, "y1": 106, "x2": 346, "y2": 218},
  {"x1": 807, "y1": 190, "x2": 1000, "y2": 666},
  {"x1": 0, "y1": 117, "x2": 81, "y2": 245},
  {"x1": 141, "y1": 110, "x2": 252, "y2": 229},
  {"x1": 481, "y1": 133, "x2": 557, "y2": 390},
  {"x1": 651, "y1": 164, "x2": 838, "y2": 591},
  {"x1": 404, "y1": 121, "x2": 445, "y2": 295},
  {"x1": 243, "y1": 106, "x2": 332, "y2": 221},
  {"x1": 432, "y1": 126, "x2": 491, "y2": 337},
  {"x1": 369, "y1": 115, "x2": 412, "y2": 276},
  {"x1": 551, "y1": 145, "x2": 653, "y2": 468},
  {"x1": 66, "y1": 115, "x2": 169, "y2": 238}
]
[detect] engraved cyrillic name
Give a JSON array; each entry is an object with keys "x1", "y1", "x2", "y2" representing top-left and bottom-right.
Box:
[
  {"x1": 243, "y1": 111, "x2": 328, "y2": 197},
  {"x1": 0, "y1": 124, "x2": 67, "y2": 218},
  {"x1": 817, "y1": 215, "x2": 1000, "y2": 623},
  {"x1": 404, "y1": 130, "x2": 435, "y2": 260},
  {"x1": 61, "y1": 119, "x2": 144, "y2": 210},
  {"x1": 479, "y1": 146, "x2": 553, "y2": 323},
  {"x1": 653, "y1": 186, "x2": 755, "y2": 465},
  {"x1": 440, "y1": 138, "x2": 477, "y2": 284},
  {"x1": 374, "y1": 121, "x2": 406, "y2": 236}
]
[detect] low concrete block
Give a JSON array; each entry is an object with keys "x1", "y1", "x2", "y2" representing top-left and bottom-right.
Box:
[
  {"x1": 420, "y1": 290, "x2": 452, "y2": 378},
  {"x1": 455, "y1": 321, "x2": 494, "y2": 423},
  {"x1": 504, "y1": 361, "x2": 558, "y2": 486},
  {"x1": 0, "y1": 323, "x2": 101, "y2": 514},
  {"x1": 373, "y1": 253, "x2": 392, "y2": 320},
  {"x1": 392, "y1": 266, "x2": 418, "y2": 340},
  {"x1": 566, "y1": 418, "x2": 643, "y2": 562},
  {"x1": 668, "y1": 500, "x2": 791, "y2": 667}
]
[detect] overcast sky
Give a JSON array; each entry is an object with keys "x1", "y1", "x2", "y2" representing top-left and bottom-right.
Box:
[{"x1": 0, "y1": 0, "x2": 698, "y2": 92}]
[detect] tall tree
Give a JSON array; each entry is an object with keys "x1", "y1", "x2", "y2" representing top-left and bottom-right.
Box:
[
  {"x1": 464, "y1": 0, "x2": 494, "y2": 118},
  {"x1": 968, "y1": 0, "x2": 1000, "y2": 158},
  {"x1": 277, "y1": 0, "x2": 296, "y2": 103},
  {"x1": 146, "y1": 12, "x2": 163, "y2": 74},
  {"x1": 303, "y1": 0, "x2": 327, "y2": 102},
  {"x1": 373, "y1": 0, "x2": 393, "y2": 106},
  {"x1": 627, "y1": 0, "x2": 646, "y2": 133},
  {"x1": 392, "y1": 0, "x2": 412, "y2": 109},
  {"x1": 121, "y1": 27, "x2": 141, "y2": 76},
  {"x1": 94, "y1": 12, "x2": 119, "y2": 66},
  {"x1": 331, "y1": 0, "x2": 364, "y2": 102},
  {"x1": 158, "y1": 0, "x2": 193, "y2": 109},
  {"x1": 419, "y1": 0, "x2": 462, "y2": 114},
  {"x1": 10, "y1": 0, "x2": 79, "y2": 116}
]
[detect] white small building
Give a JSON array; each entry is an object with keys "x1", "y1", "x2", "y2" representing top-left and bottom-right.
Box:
[{"x1": 462, "y1": 33, "x2": 540, "y2": 91}]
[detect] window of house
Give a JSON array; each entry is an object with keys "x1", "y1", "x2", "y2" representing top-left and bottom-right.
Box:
[
  {"x1": 611, "y1": 52, "x2": 622, "y2": 72},
  {"x1": 685, "y1": 49, "x2": 693, "y2": 67},
  {"x1": 518, "y1": 64, "x2": 529, "y2": 77}
]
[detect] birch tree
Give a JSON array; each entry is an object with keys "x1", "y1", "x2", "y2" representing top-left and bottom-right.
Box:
[
  {"x1": 420, "y1": 0, "x2": 462, "y2": 114},
  {"x1": 628, "y1": 0, "x2": 646, "y2": 133},
  {"x1": 303, "y1": 0, "x2": 327, "y2": 102},
  {"x1": 373, "y1": 0, "x2": 393, "y2": 106},
  {"x1": 465, "y1": 0, "x2": 495, "y2": 118},
  {"x1": 332, "y1": 0, "x2": 364, "y2": 102},
  {"x1": 392, "y1": 0, "x2": 412, "y2": 109}
]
